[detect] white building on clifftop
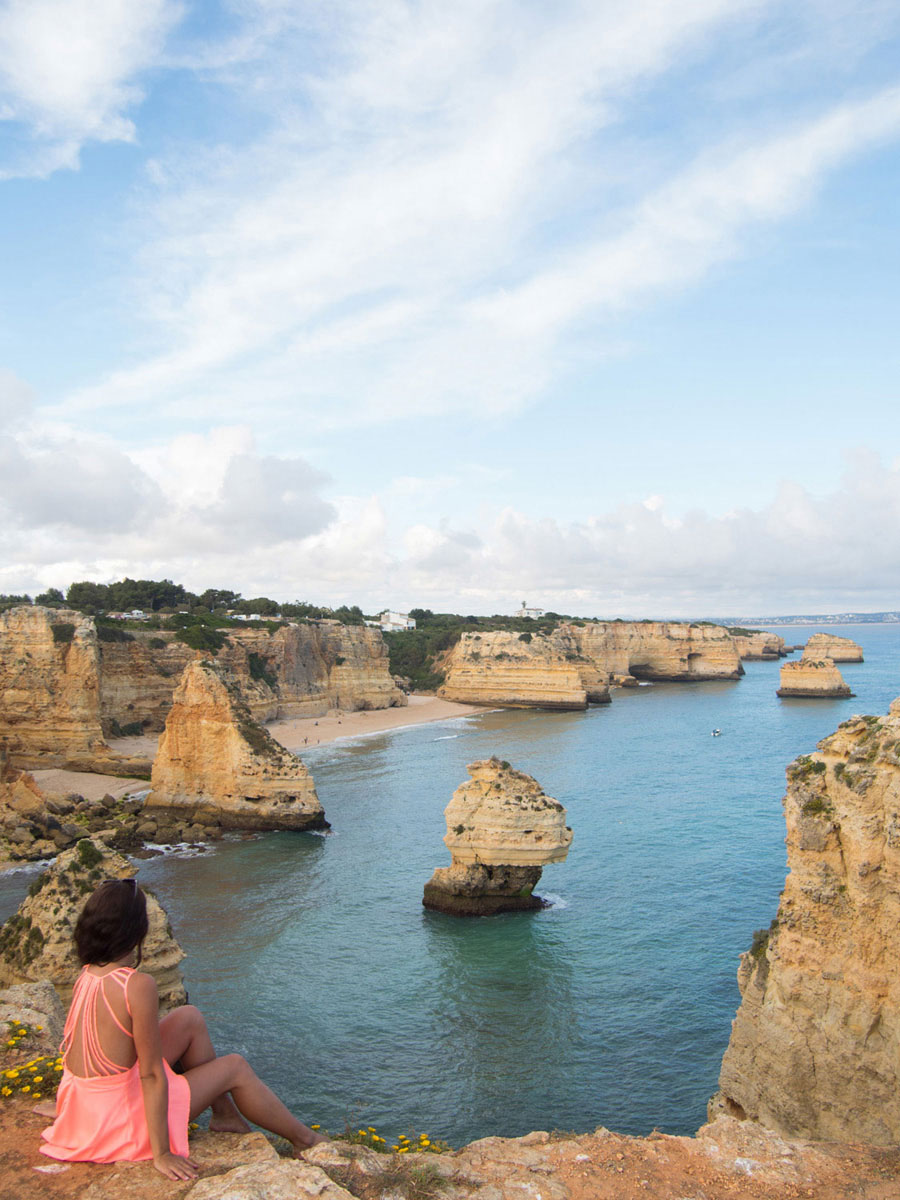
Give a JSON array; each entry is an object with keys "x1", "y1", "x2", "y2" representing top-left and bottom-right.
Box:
[{"x1": 379, "y1": 610, "x2": 416, "y2": 632}]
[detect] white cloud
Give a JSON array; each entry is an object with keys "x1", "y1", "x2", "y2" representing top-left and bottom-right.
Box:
[{"x1": 0, "y1": 0, "x2": 180, "y2": 178}]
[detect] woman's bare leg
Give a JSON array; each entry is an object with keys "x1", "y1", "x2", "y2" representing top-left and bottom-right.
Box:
[
  {"x1": 184, "y1": 1054, "x2": 327, "y2": 1155},
  {"x1": 159, "y1": 1005, "x2": 250, "y2": 1133}
]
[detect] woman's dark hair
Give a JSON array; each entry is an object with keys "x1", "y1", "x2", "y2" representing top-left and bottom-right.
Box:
[{"x1": 74, "y1": 878, "x2": 149, "y2": 966}]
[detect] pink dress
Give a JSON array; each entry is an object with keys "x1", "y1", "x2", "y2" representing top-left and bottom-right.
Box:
[{"x1": 40, "y1": 965, "x2": 190, "y2": 1163}]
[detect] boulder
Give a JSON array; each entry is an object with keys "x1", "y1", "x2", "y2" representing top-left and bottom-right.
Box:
[{"x1": 777, "y1": 657, "x2": 853, "y2": 698}]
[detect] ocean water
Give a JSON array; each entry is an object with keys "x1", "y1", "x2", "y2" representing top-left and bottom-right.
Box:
[{"x1": 2, "y1": 624, "x2": 898, "y2": 1145}]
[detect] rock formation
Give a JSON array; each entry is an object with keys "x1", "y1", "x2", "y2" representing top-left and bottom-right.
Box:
[
  {"x1": 437, "y1": 631, "x2": 589, "y2": 710},
  {"x1": 423, "y1": 758, "x2": 572, "y2": 916},
  {"x1": 776, "y1": 657, "x2": 853, "y2": 698},
  {"x1": 1, "y1": 609, "x2": 404, "y2": 770},
  {"x1": 802, "y1": 632, "x2": 864, "y2": 662},
  {"x1": 0, "y1": 607, "x2": 116, "y2": 772},
  {"x1": 0, "y1": 837, "x2": 186, "y2": 1010},
  {"x1": 714, "y1": 698, "x2": 900, "y2": 1143},
  {"x1": 439, "y1": 621, "x2": 742, "y2": 709},
  {"x1": 146, "y1": 660, "x2": 326, "y2": 832},
  {"x1": 730, "y1": 631, "x2": 787, "y2": 660}
]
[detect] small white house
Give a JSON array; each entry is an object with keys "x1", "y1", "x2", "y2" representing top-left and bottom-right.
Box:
[
  {"x1": 518, "y1": 602, "x2": 544, "y2": 620},
  {"x1": 379, "y1": 610, "x2": 416, "y2": 632}
]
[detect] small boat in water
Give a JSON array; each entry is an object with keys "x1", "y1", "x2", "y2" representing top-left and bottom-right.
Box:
[{"x1": 711, "y1": 728, "x2": 721, "y2": 736}]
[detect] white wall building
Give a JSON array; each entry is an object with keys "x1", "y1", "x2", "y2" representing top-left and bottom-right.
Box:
[{"x1": 379, "y1": 610, "x2": 417, "y2": 632}]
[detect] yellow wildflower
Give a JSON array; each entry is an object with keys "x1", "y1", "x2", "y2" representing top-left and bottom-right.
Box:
[
  {"x1": 8, "y1": 1071, "x2": 19, "y2": 1079},
  {"x1": 368, "y1": 1126, "x2": 376, "y2": 1132},
  {"x1": 310, "y1": 1125, "x2": 320, "y2": 1131},
  {"x1": 421, "y1": 1138, "x2": 431, "y2": 1146},
  {"x1": 398, "y1": 1146, "x2": 408, "y2": 1154},
  {"x1": 5, "y1": 1041, "x2": 14, "y2": 1048},
  {"x1": 36, "y1": 1026, "x2": 43, "y2": 1032},
  {"x1": 21, "y1": 1085, "x2": 30, "y2": 1093},
  {"x1": 391, "y1": 1145, "x2": 399, "y2": 1152},
  {"x1": 33, "y1": 1093, "x2": 41, "y2": 1100},
  {"x1": 1, "y1": 1087, "x2": 11, "y2": 1097},
  {"x1": 33, "y1": 1076, "x2": 43, "y2": 1083},
  {"x1": 358, "y1": 1128, "x2": 366, "y2": 1137}
]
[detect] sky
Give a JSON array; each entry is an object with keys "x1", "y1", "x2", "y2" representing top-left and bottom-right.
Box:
[{"x1": 1, "y1": 0, "x2": 899, "y2": 619}]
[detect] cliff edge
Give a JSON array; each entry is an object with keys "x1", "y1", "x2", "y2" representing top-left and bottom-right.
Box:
[{"x1": 715, "y1": 698, "x2": 900, "y2": 1143}]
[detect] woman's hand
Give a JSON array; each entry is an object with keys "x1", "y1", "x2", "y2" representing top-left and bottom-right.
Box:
[{"x1": 152, "y1": 1151, "x2": 200, "y2": 1181}]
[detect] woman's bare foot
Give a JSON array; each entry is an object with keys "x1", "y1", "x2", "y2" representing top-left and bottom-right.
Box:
[
  {"x1": 209, "y1": 1114, "x2": 253, "y2": 1134},
  {"x1": 32, "y1": 1100, "x2": 57, "y2": 1119},
  {"x1": 291, "y1": 1126, "x2": 329, "y2": 1155}
]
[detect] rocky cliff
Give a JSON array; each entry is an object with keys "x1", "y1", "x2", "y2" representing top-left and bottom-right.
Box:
[
  {"x1": 776, "y1": 657, "x2": 853, "y2": 698},
  {"x1": 423, "y1": 758, "x2": 572, "y2": 915},
  {"x1": 0, "y1": 607, "x2": 113, "y2": 772},
  {"x1": 2, "y1": 608, "x2": 404, "y2": 772},
  {"x1": 803, "y1": 632, "x2": 864, "y2": 662},
  {"x1": 147, "y1": 660, "x2": 326, "y2": 832},
  {"x1": 0, "y1": 837, "x2": 186, "y2": 1010},
  {"x1": 439, "y1": 620, "x2": 742, "y2": 708},
  {"x1": 437, "y1": 630, "x2": 589, "y2": 709},
  {"x1": 731, "y1": 631, "x2": 787, "y2": 660},
  {"x1": 715, "y1": 698, "x2": 900, "y2": 1143},
  {"x1": 219, "y1": 620, "x2": 406, "y2": 720}
]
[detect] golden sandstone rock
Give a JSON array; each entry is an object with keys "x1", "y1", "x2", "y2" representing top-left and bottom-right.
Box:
[
  {"x1": 146, "y1": 660, "x2": 325, "y2": 832},
  {"x1": 802, "y1": 631, "x2": 864, "y2": 662},
  {"x1": 730, "y1": 631, "x2": 787, "y2": 660},
  {"x1": 423, "y1": 758, "x2": 572, "y2": 916},
  {"x1": 715, "y1": 698, "x2": 900, "y2": 1143},
  {"x1": 438, "y1": 620, "x2": 743, "y2": 709},
  {"x1": 0, "y1": 837, "x2": 186, "y2": 1011},
  {"x1": 0, "y1": 607, "x2": 112, "y2": 772},
  {"x1": 776, "y1": 657, "x2": 853, "y2": 698}
]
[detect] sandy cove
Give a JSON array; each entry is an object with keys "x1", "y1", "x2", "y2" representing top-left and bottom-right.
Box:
[{"x1": 28, "y1": 695, "x2": 482, "y2": 803}]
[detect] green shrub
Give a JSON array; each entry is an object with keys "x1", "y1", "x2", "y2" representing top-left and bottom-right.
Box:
[
  {"x1": 176, "y1": 624, "x2": 227, "y2": 653},
  {"x1": 51, "y1": 623, "x2": 75, "y2": 644},
  {"x1": 248, "y1": 652, "x2": 278, "y2": 688},
  {"x1": 76, "y1": 840, "x2": 103, "y2": 870}
]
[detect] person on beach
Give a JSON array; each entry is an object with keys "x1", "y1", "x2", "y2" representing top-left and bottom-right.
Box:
[{"x1": 40, "y1": 877, "x2": 326, "y2": 1180}]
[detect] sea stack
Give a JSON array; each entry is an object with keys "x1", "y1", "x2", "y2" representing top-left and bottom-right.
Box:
[
  {"x1": 423, "y1": 758, "x2": 572, "y2": 916},
  {"x1": 0, "y1": 838, "x2": 186, "y2": 1011},
  {"x1": 146, "y1": 660, "x2": 326, "y2": 832},
  {"x1": 713, "y1": 699, "x2": 900, "y2": 1143},
  {"x1": 776, "y1": 657, "x2": 853, "y2": 698},
  {"x1": 802, "y1": 632, "x2": 864, "y2": 662}
]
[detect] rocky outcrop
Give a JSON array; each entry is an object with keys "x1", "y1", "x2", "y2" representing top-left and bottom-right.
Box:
[
  {"x1": 219, "y1": 620, "x2": 406, "y2": 721},
  {"x1": 437, "y1": 630, "x2": 589, "y2": 709},
  {"x1": 423, "y1": 758, "x2": 572, "y2": 916},
  {"x1": 715, "y1": 699, "x2": 900, "y2": 1143},
  {"x1": 146, "y1": 660, "x2": 326, "y2": 832},
  {"x1": 573, "y1": 620, "x2": 743, "y2": 682},
  {"x1": 776, "y1": 657, "x2": 853, "y2": 698},
  {"x1": 0, "y1": 607, "x2": 115, "y2": 772},
  {"x1": 0, "y1": 838, "x2": 186, "y2": 1010},
  {"x1": 439, "y1": 621, "x2": 742, "y2": 709},
  {"x1": 731, "y1": 631, "x2": 787, "y2": 660},
  {"x1": 803, "y1": 632, "x2": 864, "y2": 662},
  {"x1": 0, "y1": 611, "x2": 403, "y2": 761}
]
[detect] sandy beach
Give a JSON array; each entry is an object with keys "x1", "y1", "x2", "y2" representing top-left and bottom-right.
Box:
[{"x1": 29, "y1": 695, "x2": 482, "y2": 803}]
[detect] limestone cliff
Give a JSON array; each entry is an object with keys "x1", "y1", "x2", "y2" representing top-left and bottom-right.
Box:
[
  {"x1": 423, "y1": 758, "x2": 572, "y2": 916},
  {"x1": 437, "y1": 630, "x2": 588, "y2": 709},
  {"x1": 715, "y1": 698, "x2": 900, "y2": 1143},
  {"x1": 0, "y1": 837, "x2": 186, "y2": 1010},
  {"x1": 776, "y1": 657, "x2": 853, "y2": 698},
  {"x1": 731, "y1": 631, "x2": 787, "y2": 660},
  {"x1": 0, "y1": 607, "x2": 111, "y2": 772},
  {"x1": 803, "y1": 632, "x2": 864, "y2": 662},
  {"x1": 439, "y1": 620, "x2": 742, "y2": 709},
  {"x1": 146, "y1": 660, "x2": 326, "y2": 832},
  {"x1": 573, "y1": 620, "x2": 743, "y2": 682},
  {"x1": 219, "y1": 620, "x2": 406, "y2": 720}
]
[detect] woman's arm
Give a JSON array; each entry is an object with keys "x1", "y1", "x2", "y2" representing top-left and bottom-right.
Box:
[{"x1": 129, "y1": 972, "x2": 198, "y2": 1181}]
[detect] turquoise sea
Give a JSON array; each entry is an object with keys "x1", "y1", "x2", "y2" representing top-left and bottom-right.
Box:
[{"x1": 3, "y1": 624, "x2": 899, "y2": 1145}]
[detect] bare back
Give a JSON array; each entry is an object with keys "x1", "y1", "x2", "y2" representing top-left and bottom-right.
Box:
[{"x1": 64, "y1": 966, "x2": 137, "y2": 1078}]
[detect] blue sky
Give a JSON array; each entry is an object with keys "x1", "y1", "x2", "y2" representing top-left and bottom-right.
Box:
[{"x1": 1, "y1": 0, "x2": 899, "y2": 617}]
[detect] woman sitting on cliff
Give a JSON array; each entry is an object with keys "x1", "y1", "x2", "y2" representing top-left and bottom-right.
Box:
[{"x1": 40, "y1": 878, "x2": 326, "y2": 1180}]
